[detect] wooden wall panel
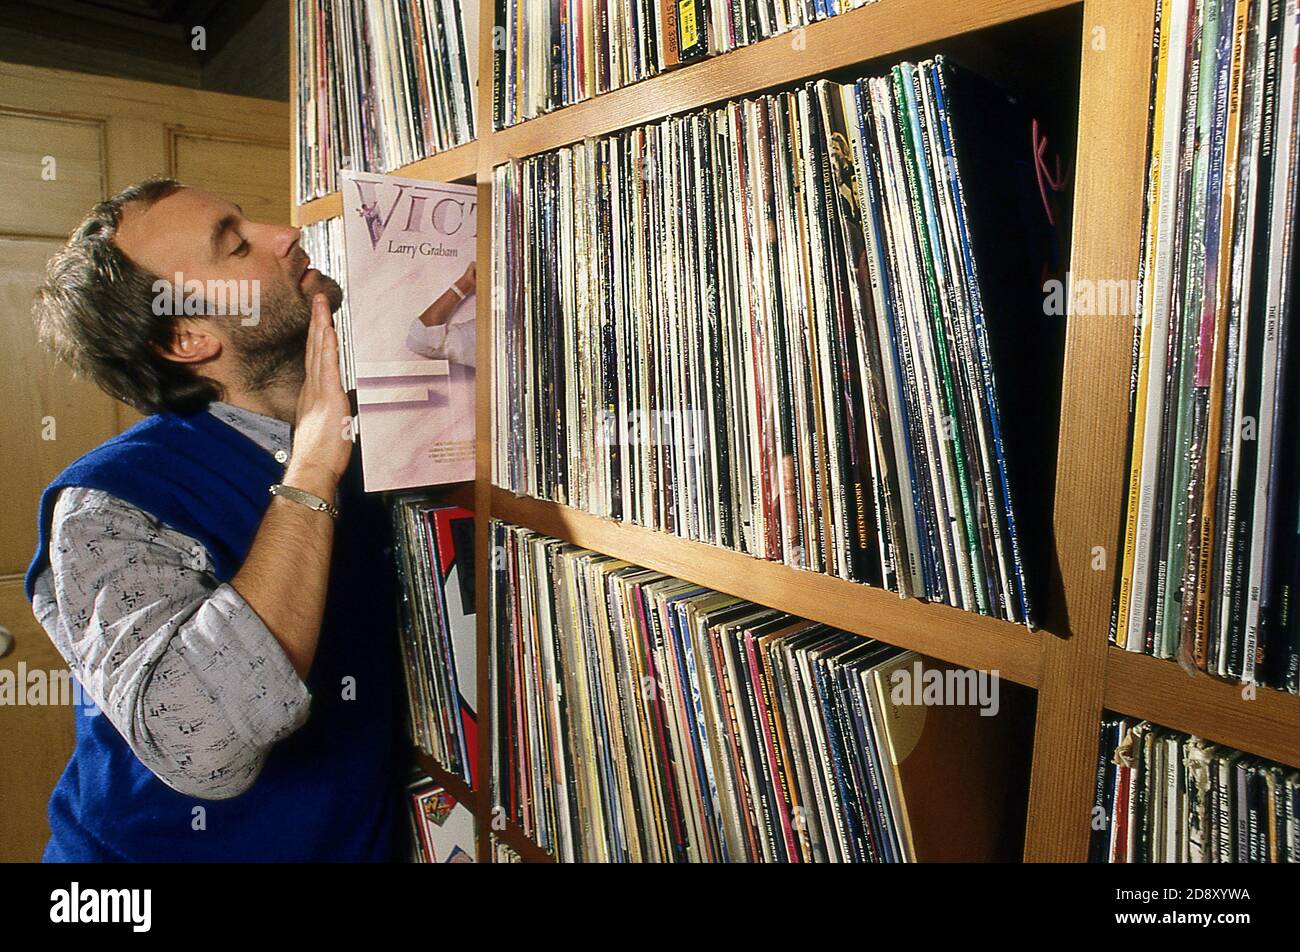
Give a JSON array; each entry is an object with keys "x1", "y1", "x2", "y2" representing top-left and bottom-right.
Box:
[
  {"x1": 0, "y1": 578, "x2": 76, "y2": 862},
  {"x1": 170, "y1": 130, "x2": 291, "y2": 225},
  {"x1": 0, "y1": 110, "x2": 104, "y2": 238}
]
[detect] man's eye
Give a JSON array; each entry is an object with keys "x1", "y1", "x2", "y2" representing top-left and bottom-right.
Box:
[{"x1": 231, "y1": 238, "x2": 250, "y2": 257}]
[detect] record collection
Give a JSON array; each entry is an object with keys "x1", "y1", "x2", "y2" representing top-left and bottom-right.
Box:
[
  {"x1": 294, "y1": 0, "x2": 479, "y2": 205},
  {"x1": 1112, "y1": 0, "x2": 1300, "y2": 693},
  {"x1": 393, "y1": 499, "x2": 479, "y2": 786},
  {"x1": 1092, "y1": 715, "x2": 1300, "y2": 862},
  {"x1": 406, "y1": 770, "x2": 477, "y2": 862},
  {"x1": 489, "y1": 519, "x2": 1027, "y2": 862},
  {"x1": 492, "y1": 56, "x2": 1062, "y2": 626},
  {"x1": 492, "y1": 0, "x2": 880, "y2": 129},
  {"x1": 299, "y1": 218, "x2": 356, "y2": 390}
]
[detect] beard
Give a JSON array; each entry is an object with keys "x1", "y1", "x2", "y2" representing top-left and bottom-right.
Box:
[{"x1": 230, "y1": 271, "x2": 342, "y2": 394}]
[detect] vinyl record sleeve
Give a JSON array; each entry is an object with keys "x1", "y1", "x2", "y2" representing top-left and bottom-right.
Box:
[
  {"x1": 341, "y1": 170, "x2": 476, "y2": 490},
  {"x1": 408, "y1": 779, "x2": 477, "y2": 862}
]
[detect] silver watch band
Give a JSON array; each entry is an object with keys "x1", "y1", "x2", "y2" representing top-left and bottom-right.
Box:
[{"x1": 269, "y1": 483, "x2": 339, "y2": 519}]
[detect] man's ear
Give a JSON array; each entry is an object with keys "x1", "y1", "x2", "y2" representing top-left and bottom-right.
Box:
[{"x1": 154, "y1": 320, "x2": 221, "y2": 365}]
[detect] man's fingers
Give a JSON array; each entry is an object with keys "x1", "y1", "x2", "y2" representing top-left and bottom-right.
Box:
[
  {"x1": 320, "y1": 321, "x2": 343, "y2": 393},
  {"x1": 308, "y1": 293, "x2": 329, "y2": 382},
  {"x1": 303, "y1": 296, "x2": 319, "y2": 372}
]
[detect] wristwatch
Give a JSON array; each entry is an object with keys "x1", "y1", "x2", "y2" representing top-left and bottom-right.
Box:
[{"x1": 269, "y1": 483, "x2": 340, "y2": 519}]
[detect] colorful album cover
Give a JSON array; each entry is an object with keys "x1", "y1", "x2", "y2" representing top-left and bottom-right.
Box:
[
  {"x1": 430, "y1": 505, "x2": 478, "y2": 787},
  {"x1": 410, "y1": 781, "x2": 476, "y2": 863}
]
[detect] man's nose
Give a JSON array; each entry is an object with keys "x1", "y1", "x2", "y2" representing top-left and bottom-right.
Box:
[{"x1": 267, "y1": 223, "x2": 301, "y2": 258}]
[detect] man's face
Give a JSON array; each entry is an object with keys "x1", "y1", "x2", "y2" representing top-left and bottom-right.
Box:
[{"x1": 114, "y1": 187, "x2": 342, "y2": 389}]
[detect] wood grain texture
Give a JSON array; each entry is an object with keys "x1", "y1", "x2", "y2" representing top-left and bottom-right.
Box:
[
  {"x1": 0, "y1": 61, "x2": 287, "y2": 137},
  {"x1": 0, "y1": 577, "x2": 76, "y2": 861},
  {"x1": 0, "y1": 110, "x2": 104, "y2": 238},
  {"x1": 1022, "y1": 0, "x2": 1157, "y2": 862},
  {"x1": 1105, "y1": 650, "x2": 1300, "y2": 770},
  {"x1": 170, "y1": 130, "x2": 291, "y2": 225},
  {"x1": 0, "y1": 238, "x2": 122, "y2": 577},
  {"x1": 492, "y1": 489, "x2": 1044, "y2": 687}
]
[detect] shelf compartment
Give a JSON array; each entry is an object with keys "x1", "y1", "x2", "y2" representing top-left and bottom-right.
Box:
[
  {"x1": 481, "y1": 0, "x2": 1077, "y2": 168},
  {"x1": 490, "y1": 487, "x2": 1044, "y2": 688}
]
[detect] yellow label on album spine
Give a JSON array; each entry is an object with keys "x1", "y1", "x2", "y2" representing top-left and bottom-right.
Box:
[{"x1": 678, "y1": 1, "x2": 700, "y2": 51}]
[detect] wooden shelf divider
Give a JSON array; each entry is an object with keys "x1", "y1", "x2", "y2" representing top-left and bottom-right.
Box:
[
  {"x1": 413, "y1": 753, "x2": 556, "y2": 863},
  {"x1": 490, "y1": 823, "x2": 557, "y2": 864},
  {"x1": 292, "y1": 190, "x2": 342, "y2": 228},
  {"x1": 413, "y1": 752, "x2": 478, "y2": 813},
  {"x1": 1104, "y1": 650, "x2": 1300, "y2": 771},
  {"x1": 1021, "y1": 0, "x2": 1156, "y2": 862},
  {"x1": 491, "y1": 488, "x2": 1045, "y2": 688}
]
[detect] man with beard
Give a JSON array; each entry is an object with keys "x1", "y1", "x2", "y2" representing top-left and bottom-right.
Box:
[{"x1": 26, "y1": 179, "x2": 407, "y2": 862}]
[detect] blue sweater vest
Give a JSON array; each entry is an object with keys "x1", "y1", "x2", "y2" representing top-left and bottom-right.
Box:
[{"x1": 25, "y1": 410, "x2": 405, "y2": 862}]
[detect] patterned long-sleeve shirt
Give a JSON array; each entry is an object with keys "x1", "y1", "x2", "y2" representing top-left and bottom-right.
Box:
[{"x1": 31, "y1": 402, "x2": 313, "y2": 800}]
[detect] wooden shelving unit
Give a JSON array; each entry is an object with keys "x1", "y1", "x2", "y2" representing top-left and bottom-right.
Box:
[
  {"x1": 414, "y1": 752, "x2": 475, "y2": 810},
  {"x1": 291, "y1": 0, "x2": 1300, "y2": 863}
]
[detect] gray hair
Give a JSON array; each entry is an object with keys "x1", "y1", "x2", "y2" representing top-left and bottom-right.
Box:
[{"x1": 34, "y1": 177, "x2": 224, "y2": 414}]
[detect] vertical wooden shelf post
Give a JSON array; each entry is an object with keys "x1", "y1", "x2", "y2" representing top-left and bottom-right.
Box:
[{"x1": 1023, "y1": 0, "x2": 1156, "y2": 862}]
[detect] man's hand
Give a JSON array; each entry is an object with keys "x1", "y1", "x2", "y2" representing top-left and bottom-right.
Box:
[
  {"x1": 233, "y1": 293, "x2": 349, "y2": 680},
  {"x1": 286, "y1": 293, "x2": 352, "y2": 498}
]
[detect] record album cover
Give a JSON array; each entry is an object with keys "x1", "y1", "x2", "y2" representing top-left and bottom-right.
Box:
[
  {"x1": 407, "y1": 776, "x2": 476, "y2": 863},
  {"x1": 342, "y1": 170, "x2": 477, "y2": 490}
]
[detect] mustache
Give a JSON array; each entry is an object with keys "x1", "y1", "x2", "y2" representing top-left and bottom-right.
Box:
[{"x1": 289, "y1": 247, "x2": 311, "y2": 282}]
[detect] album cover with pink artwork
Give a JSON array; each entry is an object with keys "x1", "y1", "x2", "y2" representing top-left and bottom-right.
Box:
[{"x1": 341, "y1": 170, "x2": 476, "y2": 491}]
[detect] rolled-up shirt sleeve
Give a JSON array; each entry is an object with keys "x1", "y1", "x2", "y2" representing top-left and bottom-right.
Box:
[
  {"x1": 31, "y1": 486, "x2": 312, "y2": 800},
  {"x1": 405, "y1": 314, "x2": 476, "y2": 368}
]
